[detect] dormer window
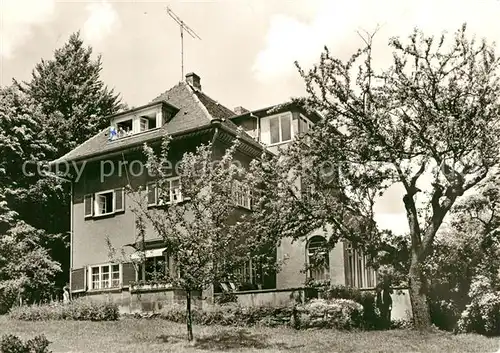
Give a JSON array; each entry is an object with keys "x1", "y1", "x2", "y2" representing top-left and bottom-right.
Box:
[
  {"x1": 108, "y1": 102, "x2": 176, "y2": 141},
  {"x1": 141, "y1": 115, "x2": 157, "y2": 130},
  {"x1": 117, "y1": 119, "x2": 133, "y2": 138},
  {"x1": 260, "y1": 112, "x2": 294, "y2": 146}
]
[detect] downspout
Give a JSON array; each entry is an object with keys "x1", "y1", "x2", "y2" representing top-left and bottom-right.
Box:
[
  {"x1": 208, "y1": 120, "x2": 220, "y2": 305},
  {"x1": 211, "y1": 119, "x2": 221, "y2": 144},
  {"x1": 69, "y1": 180, "x2": 74, "y2": 300}
]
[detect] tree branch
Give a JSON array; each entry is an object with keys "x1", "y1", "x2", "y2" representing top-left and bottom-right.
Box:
[{"x1": 464, "y1": 167, "x2": 489, "y2": 191}]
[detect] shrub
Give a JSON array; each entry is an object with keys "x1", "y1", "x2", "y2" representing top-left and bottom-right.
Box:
[
  {"x1": 0, "y1": 335, "x2": 24, "y2": 353},
  {"x1": 158, "y1": 300, "x2": 363, "y2": 330},
  {"x1": 390, "y1": 318, "x2": 413, "y2": 329},
  {"x1": 320, "y1": 284, "x2": 363, "y2": 302},
  {"x1": 295, "y1": 298, "x2": 364, "y2": 330},
  {"x1": 429, "y1": 297, "x2": 460, "y2": 331},
  {"x1": 158, "y1": 303, "x2": 295, "y2": 327},
  {"x1": 8, "y1": 299, "x2": 119, "y2": 321},
  {"x1": 0, "y1": 334, "x2": 51, "y2": 353},
  {"x1": 0, "y1": 288, "x2": 18, "y2": 315},
  {"x1": 319, "y1": 285, "x2": 382, "y2": 329},
  {"x1": 457, "y1": 275, "x2": 500, "y2": 336}
]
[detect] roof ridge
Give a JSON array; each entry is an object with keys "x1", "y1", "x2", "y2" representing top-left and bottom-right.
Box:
[
  {"x1": 194, "y1": 89, "x2": 235, "y2": 116},
  {"x1": 184, "y1": 82, "x2": 214, "y2": 122},
  {"x1": 150, "y1": 81, "x2": 184, "y2": 103}
]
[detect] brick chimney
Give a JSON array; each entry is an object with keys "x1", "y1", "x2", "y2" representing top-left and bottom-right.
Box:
[
  {"x1": 234, "y1": 106, "x2": 249, "y2": 115},
  {"x1": 185, "y1": 72, "x2": 201, "y2": 91}
]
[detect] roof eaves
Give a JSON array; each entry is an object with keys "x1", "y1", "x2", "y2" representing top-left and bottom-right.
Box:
[
  {"x1": 229, "y1": 101, "x2": 322, "y2": 123},
  {"x1": 229, "y1": 101, "x2": 293, "y2": 120}
]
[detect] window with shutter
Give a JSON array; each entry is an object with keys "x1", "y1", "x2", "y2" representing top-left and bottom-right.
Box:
[
  {"x1": 84, "y1": 194, "x2": 93, "y2": 218},
  {"x1": 88, "y1": 263, "x2": 122, "y2": 290},
  {"x1": 71, "y1": 268, "x2": 86, "y2": 292},
  {"x1": 122, "y1": 263, "x2": 136, "y2": 287},
  {"x1": 114, "y1": 188, "x2": 125, "y2": 212},
  {"x1": 94, "y1": 191, "x2": 114, "y2": 216},
  {"x1": 147, "y1": 183, "x2": 157, "y2": 206}
]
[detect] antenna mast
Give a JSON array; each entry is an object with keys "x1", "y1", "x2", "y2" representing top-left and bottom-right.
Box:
[{"x1": 166, "y1": 7, "x2": 201, "y2": 80}]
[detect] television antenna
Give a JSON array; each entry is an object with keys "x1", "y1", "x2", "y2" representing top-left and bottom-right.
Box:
[{"x1": 166, "y1": 6, "x2": 202, "y2": 80}]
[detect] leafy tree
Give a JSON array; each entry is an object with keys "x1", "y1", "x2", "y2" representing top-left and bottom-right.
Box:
[
  {"x1": 0, "y1": 84, "x2": 67, "y2": 287},
  {"x1": 251, "y1": 24, "x2": 500, "y2": 330},
  {"x1": 129, "y1": 136, "x2": 277, "y2": 341},
  {"x1": 0, "y1": 194, "x2": 16, "y2": 233},
  {"x1": 0, "y1": 84, "x2": 55, "y2": 220},
  {"x1": 426, "y1": 173, "x2": 500, "y2": 330},
  {"x1": 0, "y1": 221, "x2": 61, "y2": 313},
  {"x1": 0, "y1": 85, "x2": 54, "y2": 211},
  {"x1": 9, "y1": 32, "x2": 124, "y2": 288},
  {"x1": 19, "y1": 31, "x2": 123, "y2": 157}
]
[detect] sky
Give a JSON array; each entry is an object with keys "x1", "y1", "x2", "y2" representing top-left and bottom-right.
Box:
[{"x1": 1, "y1": 0, "x2": 500, "y2": 235}]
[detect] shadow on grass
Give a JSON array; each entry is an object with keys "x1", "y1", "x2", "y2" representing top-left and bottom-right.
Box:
[
  {"x1": 157, "y1": 334, "x2": 184, "y2": 344},
  {"x1": 158, "y1": 329, "x2": 303, "y2": 351}
]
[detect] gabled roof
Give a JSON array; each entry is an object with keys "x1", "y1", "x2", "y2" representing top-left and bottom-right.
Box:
[{"x1": 52, "y1": 82, "x2": 262, "y2": 164}]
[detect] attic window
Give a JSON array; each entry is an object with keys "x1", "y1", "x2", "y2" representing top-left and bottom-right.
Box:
[
  {"x1": 108, "y1": 103, "x2": 168, "y2": 141},
  {"x1": 117, "y1": 120, "x2": 133, "y2": 138},
  {"x1": 139, "y1": 115, "x2": 157, "y2": 131}
]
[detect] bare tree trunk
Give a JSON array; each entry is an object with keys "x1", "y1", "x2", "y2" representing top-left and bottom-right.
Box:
[
  {"x1": 408, "y1": 250, "x2": 431, "y2": 331},
  {"x1": 186, "y1": 290, "x2": 193, "y2": 341}
]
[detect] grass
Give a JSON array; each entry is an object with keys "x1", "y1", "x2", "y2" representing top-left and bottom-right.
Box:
[{"x1": 0, "y1": 316, "x2": 499, "y2": 353}]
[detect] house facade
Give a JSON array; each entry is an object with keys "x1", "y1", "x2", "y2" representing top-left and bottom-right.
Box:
[{"x1": 53, "y1": 73, "x2": 411, "y2": 318}]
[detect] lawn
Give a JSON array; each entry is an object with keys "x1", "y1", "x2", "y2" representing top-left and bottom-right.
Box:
[{"x1": 0, "y1": 316, "x2": 499, "y2": 353}]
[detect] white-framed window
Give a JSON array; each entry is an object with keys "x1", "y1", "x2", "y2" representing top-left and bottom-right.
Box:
[
  {"x1": 147, "y1": 177, "x2": 182, "y2": 206},
  {"x1": 89, "y1": 263, "x2": 121, "y2": 290},
  {"x1": 111, "y1": 264, "x2": 120, "y2": 287},
  {"x1": 89, "y1": 188, "x2": 125, "y2": 218},
  {"x1": 96, "y1": 191, "x2": 113, "y2": 216},
  {"x1": 232, "y1": 180, "x2": 251, "y2": 209},
  {"x1": 109, "y1": 105, "x2": 162, "y2": 141},
  {"x1": 116, "y1": 119, "x2": 133, "y2": 138},
  {"x1": 269, "y1": 113, "x2": 292, "y2": 144},
  {"x1": 307, "y1": 236, "x2": 330, "y2": 281},
  {"x1": 345, "y1": 242, "x2": 377, "y2": 288}
]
